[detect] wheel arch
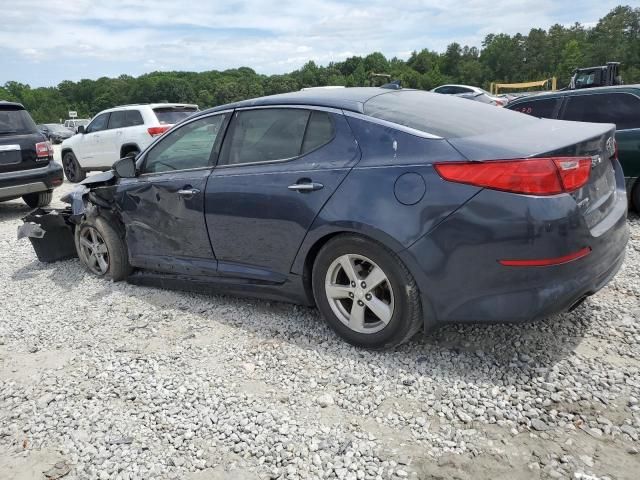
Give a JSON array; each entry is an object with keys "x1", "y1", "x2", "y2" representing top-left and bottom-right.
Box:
[
  {"x1": 61, "y1": 147, "x2": 74, "y2": 159},
  {"x1": 293, "y1": 224, "x2": 410, "y2": 305},
  {"x1": 120, "y1": 143, "x2": 141, "y2": 158}
]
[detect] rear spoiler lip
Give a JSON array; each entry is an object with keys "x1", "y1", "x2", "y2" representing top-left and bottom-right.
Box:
[{"x1": 446, "y1": 119, "x2": 616, "y2": 162}]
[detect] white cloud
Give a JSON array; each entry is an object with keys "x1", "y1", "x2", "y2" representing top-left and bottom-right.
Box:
[{"x1": 0, "y1": 0, "x2": 621, "y2": 85}]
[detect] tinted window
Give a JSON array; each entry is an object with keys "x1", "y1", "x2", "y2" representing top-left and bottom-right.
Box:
[
  {"x1": 108, "y1": 111, "x2": 127, "y2": 129},
  {"x1": 126, "y1": 110, "x2": 144, "y2": 126},
  {"x1": 364, "y1": 90, "x2": 537, "y2": 138},
  {"x1": 143, "y1": 114, "x2": 227, "y2": 174},
  {"x1": 563, "y1": 93, "x2": 640, "y2": 130},
  {"x1": 220, "y1": 109, "x2": 310, "y2": 165},
  {"x1": 0, "y1": 107, "x2": 37, "y2": 134},
  {"x1": 508, "y1": 98, "x2": 560, "y2": 119},
  {"x1": 86, "y1": 113, "x2": 109, "y2": 133},
  {"x1": 302, "y1": 111, "x2": 334, "y2": 153},
  {"x1": 153, "y1": 107, "x2": 198, "y2": 125}
]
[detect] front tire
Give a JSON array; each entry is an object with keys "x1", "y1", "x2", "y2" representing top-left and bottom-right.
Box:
[
  {"x1": 75, "y1": 216, "x2": 131, "y2": 281},
  {"x1": 62, "y1": 151, "x2": 86, "y2": 183},
  {"x1": 312, "y1": 235, "x2": 422, "y2": 349},
  {"x1": 22, "y1": 191, "x2": 52, "y2": 208}
]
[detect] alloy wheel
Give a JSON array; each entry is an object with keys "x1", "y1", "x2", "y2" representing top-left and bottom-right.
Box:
[
  {"x1": 78, "y1": 227, "x2": 109, "y2": 275},
  {"x1": 324, "y1": 253, "x2": 395, "y2": 334},
  {"x1": 63, "y1": 156, "x2": 77, "y2": 181}
]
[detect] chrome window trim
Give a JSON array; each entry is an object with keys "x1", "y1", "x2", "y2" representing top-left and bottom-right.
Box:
[{"x1": 341, "y1": 110, "x2": 443, "y2": 140}]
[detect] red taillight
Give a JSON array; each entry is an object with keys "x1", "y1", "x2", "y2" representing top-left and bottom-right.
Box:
[
  {"x1": 499, "y1": 247, "x2": 591, "y2": 267},
  {"x1": 434, "y1": 157, "x2": 591, "y2": 196},
  {"x1": 148, "y1": 126, "x2": 171, "y2": 137},
  {"x1": 35, "y1": 141, "x2": 52, "y2": 159}
]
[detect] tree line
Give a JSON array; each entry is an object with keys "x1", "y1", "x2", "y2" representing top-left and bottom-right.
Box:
[{"x1": 1, "y1": 5, "x2": 638, "y2": 124}]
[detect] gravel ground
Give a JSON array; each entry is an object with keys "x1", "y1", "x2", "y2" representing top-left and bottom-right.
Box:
[{"x1": 1, "y1": 155, "x2": 639, "y2": 479}]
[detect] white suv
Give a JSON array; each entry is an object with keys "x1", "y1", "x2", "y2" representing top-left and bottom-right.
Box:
[{"x1": 60, "y1": 103, "x2": 198, "y2": 182}]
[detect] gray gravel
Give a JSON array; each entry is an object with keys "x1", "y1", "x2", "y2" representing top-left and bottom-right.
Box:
[{"x1": 1, "y1": 166, "x2": 639, "y2": 479}]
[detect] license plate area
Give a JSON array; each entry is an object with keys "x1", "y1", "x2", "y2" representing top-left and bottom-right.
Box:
[{"x1": 0, "y1": 144, "x2": 21, "y2": 165}]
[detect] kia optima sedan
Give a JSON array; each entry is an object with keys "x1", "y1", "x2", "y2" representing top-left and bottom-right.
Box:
[{"x1": 64, "y1": 87, "x2": 628, "y2": 349}]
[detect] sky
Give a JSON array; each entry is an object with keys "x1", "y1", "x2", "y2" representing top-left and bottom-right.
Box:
[{"x1": 0, "y1": 0, "x2": 625, "y2": 87}]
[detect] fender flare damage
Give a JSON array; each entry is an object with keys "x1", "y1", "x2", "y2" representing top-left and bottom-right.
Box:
[{"x1": 17, "y1": 171, "x2": 122, "y2": 263}]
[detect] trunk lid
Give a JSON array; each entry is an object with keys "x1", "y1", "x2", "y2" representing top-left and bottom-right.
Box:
[{"x1": 447, "y1": 119, "x2": 618, "y2": 229}]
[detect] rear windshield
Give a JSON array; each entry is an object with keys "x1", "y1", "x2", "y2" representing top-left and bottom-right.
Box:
[
  {"x1": 0, "y1": 107, "x2": 37, "y2": 135},
  {"x1": 363, "y1": 90, "x2": 538, "y2": 138},
  {"x1": 153, "y1": 107, "x2": 198, "y2": 125}
]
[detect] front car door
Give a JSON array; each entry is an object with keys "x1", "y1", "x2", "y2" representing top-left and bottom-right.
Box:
[
  {"x1": 205, "y1": 106, "x2": 360, "y2": 283},
  {"x1": 115, "y1": 112, "x2": 230, "y2": 275},
  {"x1": 76, "y1": 112, "x2": 110, "y2": 168}
]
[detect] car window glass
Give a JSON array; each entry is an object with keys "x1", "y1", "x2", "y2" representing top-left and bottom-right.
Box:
[
  {"x1": 436, "y1": 86, "x2": 451, "y2": 94},
  {"x1": 509, "y1": 98, "x2": 560, "y2": 119},
  {"x1": 302, "y1": 111, "x2": 334, "y2": 153},
  {"x1": 563, "y1": 93, "x2": 640, "y2": 130},
  {"x1": 142, "y1": 114, "x2": 227, "y2": 174},
  {"x1": 364, "y1": 90, "x2": 537, "y2": 138},
  {"x1": 86, "y1": 113, "x2": 109, "y2": 133},
  {"x1": 0, "y1": 108, "x2": 38, "y2": 134},
  {"x1": 108, "y1": 111, "x2": 127, "y2": 129},
  {"x1": 219, "y1": 109, "x2": 310, "y2": 165},
  {"x1": 126, "y1": 110, "x2": 144, "y2": 126}
]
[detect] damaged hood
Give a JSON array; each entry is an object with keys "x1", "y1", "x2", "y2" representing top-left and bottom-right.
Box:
[{"x1": 61, "y1": 170, "x2": 118, "y2": 216}]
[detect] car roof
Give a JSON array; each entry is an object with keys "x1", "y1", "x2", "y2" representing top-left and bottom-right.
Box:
[
  {"x1": 97, "y1": 103, "x2": 198, "y2": 114},
  {"x1": 201, "y1": 87, "x2": 398, "y2": 115},
  {"x1": 508, "y1": 84, "x2": 640, "y2": 104},
  {"x1": 437, "y1": 84, "x2": 481, "y2": 90},
  {"x1": 0, "y1": 100, "x2": 25, "y2": 109}
]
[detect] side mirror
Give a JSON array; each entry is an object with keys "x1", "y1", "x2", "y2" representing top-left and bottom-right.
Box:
[
  {"x1": 77, "y1": 125, "x2": 85, "y2": 134},
  {"x1": 113, "y1": 156, "x2": 137, "y2": 178}
]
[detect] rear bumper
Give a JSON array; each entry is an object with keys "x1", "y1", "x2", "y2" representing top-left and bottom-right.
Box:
[
  {"x1": 402, "y1": 163, "x2": 629, "y2": 328},
  {"x1": 0, "y1": 162, "x2": 63, "y2": 200}
]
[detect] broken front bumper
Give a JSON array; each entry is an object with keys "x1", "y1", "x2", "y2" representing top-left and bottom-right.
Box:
[{"x1": 18, "y1": 208, "x2": 77, "y2": 263}]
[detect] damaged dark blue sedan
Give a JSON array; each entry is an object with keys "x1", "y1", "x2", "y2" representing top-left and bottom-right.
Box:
[{"x1": 45, "y1": 88, "x2": 629, "y2": 348}]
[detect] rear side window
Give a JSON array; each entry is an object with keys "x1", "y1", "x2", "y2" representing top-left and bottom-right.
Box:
[
  {"x1": 107, "y1": 111, "x2": 127, "y2": 129},
  {"x1": 562, "y1": 93, "x2": 640, "y2": 130},
  {"x1": 302, "y1": 111, "x2": 334, "y2": 153},
  {"x1": 0, "y1": 107, "x2": 37, "y2": 134},
  {"x1": 153, "y1": 107, "x2": 198, "y2": 125},
  {"x1": 509, "y1": 98, "x2": 560, "y2": 119},
  {"x1": 126, "y1": 110, "x2": 144, "y2": 126},
  {"x1": 219, "y1": 109, "x2": 310, "y2": 165},
  {"x1": 364, "y1": 90, "x2": 537, "y2": 138}
]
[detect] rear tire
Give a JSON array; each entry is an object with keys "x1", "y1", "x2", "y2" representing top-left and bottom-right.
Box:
[
  {"x1": 632, "y1": 180, "x2": 640, "y2": 213},
  {"x1": 75, "y1": 215, "x2": 131, "y2": 281},
  {"x1": 312, "y1": 235, "x2": 422, "y2": 349},
  {"x1": 22, "y1": 191, "x2": 52, "y2": 208},
  {"x1": 62, "y1": 151, "x2": 86, "y2": 183}
]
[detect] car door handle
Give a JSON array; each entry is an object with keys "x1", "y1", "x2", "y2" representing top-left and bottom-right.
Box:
[
  {"x1": 178, "y1": 188, "x2": 200, "y2": 196},
  {"x1": 288, "y1": 182, "x2": 324, "y2": 192}
]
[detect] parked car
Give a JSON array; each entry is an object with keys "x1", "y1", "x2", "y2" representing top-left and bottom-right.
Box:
[
  {"x1": 432, "y1": 84, "x2": 507, "y2": 106},
  {"x1": 64, "y1": 119, "x2": 90, "y2": 132},
  {"x1": 60, "y1": 103, "x2": 198, "y2": 182},
  {"x1": 506, "y1": 85, "x2": 640, "y2": 211},
  {"x1": 0, "y1": 101, "x2": 63, "y2": 207},
  {"x1": 37, "y1": 123, "x2": 74, "y2": 144}
]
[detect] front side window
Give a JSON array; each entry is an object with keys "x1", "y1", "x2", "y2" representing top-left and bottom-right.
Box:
[
  {"x1": 509, "y1": 98, "x2": 560, "y2": 119},
  {"x1": 86, "y1": 113, "x2": 109, "y2": 133},
  {"x1": 142, "y1": 114, "x2": 228, "y2": 174},
  {"x1": 219, "y1": 108, "x2": 310, "y2": 165},
  {"x1": 563, "y1": 93, "x2": 640, "y2": 130}
]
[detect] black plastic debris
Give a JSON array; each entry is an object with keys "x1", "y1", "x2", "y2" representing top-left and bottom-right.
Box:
[{"x1": 17, "y1": 208, "x2": 77, "y2": 263}]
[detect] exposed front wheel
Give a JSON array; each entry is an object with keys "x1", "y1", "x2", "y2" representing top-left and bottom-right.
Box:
[
  {"x1": 312, "y1": 235, "x2": 422, "y2": 349},
  {"x1": 22, "y1": 191, "x2": 52, "y2": 208},
  {"x1": 62, "y1": 152, "x2": 86, "y2": 183},
  {"x1": 75, "y1": 216, "x2": 131, "y2": 281}
]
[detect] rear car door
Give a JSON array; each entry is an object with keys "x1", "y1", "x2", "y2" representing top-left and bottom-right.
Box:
[
  {"x1": 561, "y1": 92, "x2": 640, "y2": 189},
  {"x1": 115, "y1": 112, "x2": 230, "y2": 275},
  {"x1": 75, "y1": 112, "x2": 110, "y2": 168},
  {"x1": 205, "y1": 107, "x2": 360, "y2": 282},
  {"x1": 106, "y1": 111, "x2": 128, "y2": 165}
]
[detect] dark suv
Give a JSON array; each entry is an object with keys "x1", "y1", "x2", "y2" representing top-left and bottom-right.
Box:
[
  {"x1": 506, "y1": 85, "x2": 640, "y2": 211},
  {"x1": 0, "y1": 101, "x2": 63, "y2": 207}
]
